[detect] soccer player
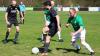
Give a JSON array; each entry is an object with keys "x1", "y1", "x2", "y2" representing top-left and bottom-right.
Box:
[
  {"x1": 51, "y1": 0, "x2": 63, "y2": 42},
  {"x1": 19, "y1": 1, "x2": 25, "y2": 24},
  {"x1": 65, "y1": 8, "x2": 95, "y2": 56},
  {"x1": 41, "y1": 1, "x2": 61, "y2": 56},
  {"x1": 3, "y1": 0, "x2": 20, "y2": 44},
  {"x1": 41, "y1": 0, "x2": 63, "y2": 42}
]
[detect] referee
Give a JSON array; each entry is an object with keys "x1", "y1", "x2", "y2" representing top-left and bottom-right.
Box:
[{"x1": 3, "y1": 0, "x2": 21, "y2": 44}]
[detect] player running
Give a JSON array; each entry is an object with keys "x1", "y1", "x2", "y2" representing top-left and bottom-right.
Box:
[
  {"x1": 19, "y1": 1, "x2": 25, "y2": 24},
  {"x1": 3, "y1": 0, "x2": 21, "y2": 44},
  {"x1": 65, "y1": 8, "x2": 95, "y2": 56},
  {"x1": 41, "y1": 1, "x2": 61, "y2": 56}
]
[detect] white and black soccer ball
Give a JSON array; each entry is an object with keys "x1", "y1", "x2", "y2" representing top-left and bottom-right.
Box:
[{"x1": 32, "y1": 47, "x2": 39, "y2": 54}]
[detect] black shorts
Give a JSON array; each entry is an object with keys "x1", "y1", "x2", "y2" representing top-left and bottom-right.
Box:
[
  {"x1": 48, "y1": 23, "x2": 58, "y2": 37},
  {"x1": 7, "y1": 20, "x2": 19, "y2": 28}
]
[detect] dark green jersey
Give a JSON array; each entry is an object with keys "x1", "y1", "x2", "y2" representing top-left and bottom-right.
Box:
[
  {"x1": 67, "y1": 15, "x2": 85, "y2": 31},
  {"x1": 44, "y1": 8, "x2": 51, "y2": 22}
]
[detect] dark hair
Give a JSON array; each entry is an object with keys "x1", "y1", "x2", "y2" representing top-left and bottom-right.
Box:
[{"x1": 43, "y1": 1, "x2": 51, "y2": 6}]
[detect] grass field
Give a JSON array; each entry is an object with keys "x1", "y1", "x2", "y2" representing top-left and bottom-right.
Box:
[{"x1": 0, "y1": 11, "x2": 100, "y2": 56}]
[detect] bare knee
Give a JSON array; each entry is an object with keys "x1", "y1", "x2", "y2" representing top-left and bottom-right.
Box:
[
  {"x1": 7, "y1": 28, "x2": 11, "y2": 32},
  {"x1": 16, "y1": 26, "x2": 19, "y2": 32}
]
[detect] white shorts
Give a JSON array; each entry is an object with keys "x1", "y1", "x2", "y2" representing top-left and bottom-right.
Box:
[{"x1": 71, "y1": 29, "x2": 86, "y2": 42}]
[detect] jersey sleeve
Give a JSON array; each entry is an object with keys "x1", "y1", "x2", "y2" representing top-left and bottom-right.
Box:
[
  {"x1": 78, "y1": 16, "x2": 84, "y2": 29},
  {"x1": 6, "y1": 6, "x2": 10, "y2": 13},
  {"x1": 43, "y1": 9, "x2": 49, "y2": 15},
  {"x1": 67, "y1": 17, "x2": 73, "y2": 23}
]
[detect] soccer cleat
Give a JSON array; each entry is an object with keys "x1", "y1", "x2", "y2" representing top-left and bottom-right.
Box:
[
  {"x1": 58, "y1": 39, "x2": 64, "y2": 42},
  {"x1": 90, "y1": 52, "x2": 95, "y2": 56},
  {"x1": 3, "y1": 39, "x2": 8, "y2": 44},
  {"x1": 76, "y1": 48, "x2": 81, "y2": 53},
  {"x1": 13, "y1": 40, "x2": 18, "y2": 44}
]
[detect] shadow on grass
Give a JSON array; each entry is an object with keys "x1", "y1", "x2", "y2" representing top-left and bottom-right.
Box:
[
  {"x1": 56, "y1": 48, "x2": 90, "y2": 55},
  {"x1": 37, "y1": 38, "x2": 57, "y2": 42},
  {"x1": 2, "y1": 39, "x2": 14, "y2": 43},
  {"x1": 38, "y1": 47, "x2": 52, "y2": 53}
]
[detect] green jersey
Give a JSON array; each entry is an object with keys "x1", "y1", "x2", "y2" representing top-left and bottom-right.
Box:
[
  {"x1": 44, "y1": 8, "x2": 51, "y2": 22},
  {"x1": 67, "y1": 15, "x2": 85, "y2": 31}
]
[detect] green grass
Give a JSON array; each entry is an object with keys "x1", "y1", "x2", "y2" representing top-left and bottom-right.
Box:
[{"x1": 0, "y1": 11, "x2": 100, "y2": 56}]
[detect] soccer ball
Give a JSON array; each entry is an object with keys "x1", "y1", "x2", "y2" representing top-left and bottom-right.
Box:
[{"x1": 32, "y1": 47, "x2": 39, "y2": 54}]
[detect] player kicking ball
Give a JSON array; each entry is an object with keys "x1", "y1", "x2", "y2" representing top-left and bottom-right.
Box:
[
  {"x1": 65, "y1": 8, "x2": 95, "y2": 56},
  {"x1": 3, "y1": 0, "x2": 21, "y2": 44},
  {"x1": 41, "y1": 0, "x2": 63, "y2": 42},
  {"x1": 41, "y1": 1, "x2": 61, "y2": 56}
]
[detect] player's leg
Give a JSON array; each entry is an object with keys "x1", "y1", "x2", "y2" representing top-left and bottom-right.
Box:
[
  {"x1": 3, "y1": 24, "x2": 12, "y2": 44},
  {"x1": 42, "y1": 35, "x2": 51, "y2": 56},
  {"x1": 22, "y1": 12, "x2": 24, "y2": 24},
  {"x1": 57, "y1": 24, "x2": 63, "y2": 42},
  {"x1": 57, "y1": 30, "x2": 63, "y2": 42},
  {"x1": 13, "y1": 22, "x2": 19, "y2": 44},
  {"x1": 42, "y1": 23, "x2": 57, "y2": 56},
  {"x1": 71, "y1": 33, "x2": 81, "y2": 53},
  {"x1": 80, "y1": 29, "x2": 94, "y2": 55},
  {"x1": 19, "y1": 12, "x2": 22, "y2": 24},
  {"x1": 41, "y1": 26, "x2": 50, "y2": 56},
  {"x1": 41, "y1": 27, "x2": 49, "y2": 42}
]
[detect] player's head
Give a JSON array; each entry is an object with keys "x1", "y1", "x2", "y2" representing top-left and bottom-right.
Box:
[
  {"x1": 69, "y1": 8, "x2": 77, "y2": 17},
  {"x1": 51, "y1": 0, "x2": 55, "y2": 7},
  {"x1": 20, "y1": 2, "x2": 23, "y2": 5},
  {"x1": 11, "y1": 0, "x2": 17, "y2": 6},
  {"x1": 43, "y1": 1, "x2": 51, "y2": 9}
]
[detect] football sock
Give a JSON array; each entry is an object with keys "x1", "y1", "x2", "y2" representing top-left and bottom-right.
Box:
[
  {"x1": 5, "y1": 31, "x2": 10, "y2": 40},
  {"x1": 81, "y1": 41, "x2": 94, "y2": 52},
  {"x1": 14, "y1": 32, "x2": 19, "y2": 41},
  {"x1": 57, "y1": 31, "x2": 61, "y2": 39},
  {"x1": 44, "y1": 42, "x2": 50, "y2": 53}
]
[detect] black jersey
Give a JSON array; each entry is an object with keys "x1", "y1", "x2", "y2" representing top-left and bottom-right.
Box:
[
  {"x1": 6, "y1": 5, "x2": 20, "y2": 21},
  {"x1": 49, "y1": 8, "x2": 57, "y2": 24}
]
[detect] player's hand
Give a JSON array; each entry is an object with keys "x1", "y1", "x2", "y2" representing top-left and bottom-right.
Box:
[
  {"x1": 71, "y1": 32, "x2": 76, "y2": 36},
  {"x1": 6, "y1": 21, "x2": 10, "y2": 25},
  {"x1": 65, "y1": 24, "x2": 69, "y2": 28},
  {"x1": 45, "y1": 26, "x2": 49, "y2": 32}
]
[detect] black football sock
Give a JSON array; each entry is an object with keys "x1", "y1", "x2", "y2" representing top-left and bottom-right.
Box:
[
  {"x1": 14, "y1": 32, "x2": 19, "y2": 41},
  {"x1": 5, "y1": 31, "x2": 10, "y2": 40},
  {"x1": 44, "y1": 42, "x2": 50, "y2": 53}
]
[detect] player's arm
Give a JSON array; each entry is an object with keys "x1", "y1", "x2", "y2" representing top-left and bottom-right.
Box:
[
  {"x1": 73, "y1": 27, "x2": 83, "y2": 35},
  {"x1": 44, "y1": 15, "x2": 48, "y2": 27},
  {"x1": 55, "y1": 15, "x2": 61, "y2": 30},
  {"x1": 18, "y1": 6, "x2": 24, "y2": 20},
  {"x1": 5, "y1": 7, "x2": 10, "y2": 25},
  {"x1": 65, "y1": 16, "x2": 72, "y2": 28}
]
